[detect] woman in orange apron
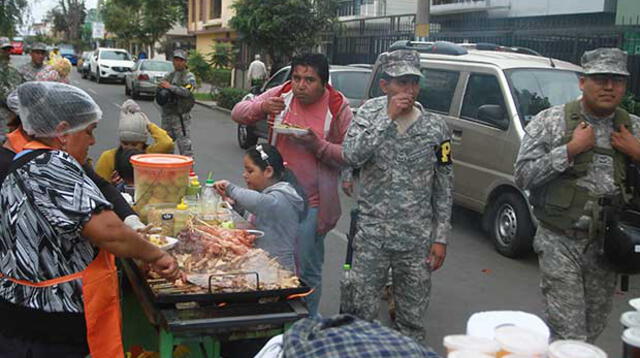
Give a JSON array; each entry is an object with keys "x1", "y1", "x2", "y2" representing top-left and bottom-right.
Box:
[{"x1": 0, "y1": 82, "x2": 180, "y2": 358}]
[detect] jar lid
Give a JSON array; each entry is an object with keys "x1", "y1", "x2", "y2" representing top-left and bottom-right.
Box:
[
  {"x1": 494, "y1": 326, "x2": 548, "y2": 354},
  {"x1": 130, "y1": 154, "x2": 193, "y2": 168},
  {"x1": 447, "y1": 350, "x2": 494, "y2": 358},
  {"x1": 548, "y1": 340, "x2": 607, "y2": 358},
  {"x1": 621, "y1": 311, "x2": 640, "y2": 328},
  {"x1": 623, "y1": 328, "x2": 640, "y2": 347},
  {"x1": 443, "y1": 335, "x2": 500, "y2": 353}
]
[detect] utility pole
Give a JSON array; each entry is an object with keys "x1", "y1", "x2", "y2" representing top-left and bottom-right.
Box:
[{"x1": 416, "y1": 0, "x2": 430, "y2": 41}]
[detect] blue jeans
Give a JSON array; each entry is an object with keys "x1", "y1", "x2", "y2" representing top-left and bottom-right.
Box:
[{"x1": 298, "y1": 207, "x2": 326, "y2": 316}]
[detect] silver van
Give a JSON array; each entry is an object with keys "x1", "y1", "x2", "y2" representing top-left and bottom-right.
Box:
[{"x1": 366, "y1": 41, "x2": 583, "y2": 257}]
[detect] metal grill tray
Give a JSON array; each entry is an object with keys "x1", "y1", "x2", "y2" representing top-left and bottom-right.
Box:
[{"x1": 122, "y1": 258, "x2": 311, "y2": 306}]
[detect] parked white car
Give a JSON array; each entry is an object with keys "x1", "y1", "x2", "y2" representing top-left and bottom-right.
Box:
[{"x1": 89, "y1": 48, "x2": 135, "y2": 84}]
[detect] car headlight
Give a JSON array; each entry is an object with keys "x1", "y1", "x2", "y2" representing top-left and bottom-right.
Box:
[{"x1": 100, "y1": 64, "x2": 110, "y2": 69}]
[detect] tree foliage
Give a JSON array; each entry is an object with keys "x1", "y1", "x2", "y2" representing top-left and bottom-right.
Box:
[
  {"x1": 47, "y1": 0, "x2": 87, "y2": 47},
  {"x1": 208, "y1": 42, "x2": 237, "y2": 69},
  {"x1": 0, "y1": 0, "x2": 28, "y2": 38},
  {"x1": 230, "y1": 0, "x2": 337, "y2": 62},
  {"x1": 102, "y1": 0, "x2": 181, "y2": 53}
]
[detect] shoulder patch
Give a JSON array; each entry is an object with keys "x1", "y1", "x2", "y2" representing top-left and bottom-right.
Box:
[{"x1": 436, "y1": 140, "x2": 452, "y2": 165}]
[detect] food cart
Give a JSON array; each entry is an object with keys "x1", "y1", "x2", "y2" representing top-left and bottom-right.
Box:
[{"x1": 122, "y1": 154, "x2": 311, "y2": 357}]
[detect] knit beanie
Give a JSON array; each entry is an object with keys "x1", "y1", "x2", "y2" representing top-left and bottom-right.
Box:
[{"x1": 118, "y1": 99, "x2": 149, "y2": 142}]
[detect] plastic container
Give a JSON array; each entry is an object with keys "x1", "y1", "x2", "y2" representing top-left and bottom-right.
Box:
[
  {"x1": 447, "y1": 350, "x2": 494, "y2": 358},
  {"x1": 200, "y1": 178, "x2": 220, "y2": 224},
  {"x1": 184, "y1": 178, "x2": 202, "y2": 210},
  {"x1": 130, "y1": 154, "x2": 193, "y2": 218},
  {"x1": 144, "y1": 203, "x2": 177, "y2": 228},
  {"x1": 494, "y1": 326, "x2": 548, "y2": 357},
  {"x1": 623, "y1": 327, "x2": 640, "y2": 358},
  {"x1": 443, "y1": 335, "x2": 500, "y2": 355},
  {"x1": 173, "y1": 199, "x2": 189, "y2": 236},
  {"x1": 503, "y1": 355, "x2": 536, "y2": 358},
  {"x1": 623, "y1": 311, "x2": 640, "y2": 330},
  {"x1": 548, "y1": 340, "x2": 607, "y2": 358}
]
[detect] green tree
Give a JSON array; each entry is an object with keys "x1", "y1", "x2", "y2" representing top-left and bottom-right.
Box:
[
  {"x1": 230, "y1": 0, "x2": 338, "y2": 64},
  {"x1": 102, "y1": 0, "x2": 181, "y2": 56},
  {"x1": 208, "y1": 42, "x2": 237, "y2": 69},
  {"x1": 47, "y1": 0, "x2": 87, "y2": 47},
  {"x1": 0, "y1": 0, "x2": 28, "y2": 38}
]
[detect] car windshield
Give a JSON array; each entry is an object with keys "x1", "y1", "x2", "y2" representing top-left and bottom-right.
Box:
[
  {"x1": 100, "y1": 50, "x2": 131, "y2": 61},
  {"x1": 141, "y1": 61, "x2": 173, "y2": 72},
  {"x1": 506, "y1": 69, "x2": 581, "y2": 126},
  {"x1": 330, "y1": 70, "x2": 371, "y2": 101},
  {"x1": 60, "y1": 48, "x2": 74, "y2": 55}
]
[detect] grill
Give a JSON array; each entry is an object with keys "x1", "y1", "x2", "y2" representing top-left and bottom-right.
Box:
[
  {"x1": 112, "y1": 66, "x2": 131, "y2": 72},
  {"x1": 120, "y1": 257, "x2": 310, "y2": 355}
]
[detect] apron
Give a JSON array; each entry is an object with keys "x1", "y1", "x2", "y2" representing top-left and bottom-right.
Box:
[{"x1": 0, "y1": 141, "x2": 124, "y2": 358}]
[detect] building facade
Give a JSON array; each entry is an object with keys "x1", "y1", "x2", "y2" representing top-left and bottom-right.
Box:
[{"x1": 187, "y1": 0, "x2": 237, "y2": 53}]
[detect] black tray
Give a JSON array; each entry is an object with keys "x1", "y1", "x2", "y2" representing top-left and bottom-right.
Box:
[{"x1": 122, "y1": 258, "x2": 311, "y2": 306}]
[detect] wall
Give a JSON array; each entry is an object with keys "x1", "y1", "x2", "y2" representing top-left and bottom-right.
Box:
[
  {"x1": 617, "y1": 0, "x2": 640, "y2": 25},
  {"x1": 506, "y1": 0, "x2": 613, "y2": 18},
  {"x1": 386, "y1": 0, "x2": 417, "y2": 15}
]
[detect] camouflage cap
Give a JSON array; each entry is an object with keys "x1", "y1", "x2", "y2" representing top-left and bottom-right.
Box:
[
  {"x1": 0, "y1": 38, "x2": 13, "y2": 49},
  {"x1": 581, "y1": 48, "x2": 629, "y2": 76},
  {"x1": 379, "y1": 49, "x2": 423, "y2": 78},
  {"x1": 173, "y1": 49, "x2": 188, "y2": 60},
  {"x1": 31, "y1": 42, "x2": 47, "y2": 52}
]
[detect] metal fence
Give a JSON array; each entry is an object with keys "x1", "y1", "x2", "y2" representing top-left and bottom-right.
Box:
[{"x1": 330, "y1": 13, "x2": 640, "y2": 96}]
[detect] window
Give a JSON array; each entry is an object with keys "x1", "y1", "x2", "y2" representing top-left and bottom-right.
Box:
[
  {"x1": 461, "y1": 74, "x2": 506, "y2": 125},
  {"x1": 210, "y1": 0, "x2": 221, "y2": 19},
  {"x1": 141, "y1": 61, "x2": 174, "y2": 72},
  {"x1": 100, "y1": 50, "x2": 131, "y2": 61},
  {"x1": 190, "y1": 0, "x2": 196, "y2": 22},
  {"x1": 200, "y1": 0, "x2": 205, "y2": 21},
  {"x1": 264, "y1": 68, "x2": 291, "y2": 90},
  {"x1": 329, "y1": 71, "x2": 371, "y2": 101}
]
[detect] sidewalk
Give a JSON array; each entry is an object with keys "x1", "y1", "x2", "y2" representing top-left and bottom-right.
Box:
[{"x1": 195, "y1": 99, "x2": 231, "y2": 114}]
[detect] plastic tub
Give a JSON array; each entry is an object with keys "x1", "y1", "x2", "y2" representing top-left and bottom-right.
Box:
[
  {"x1": 623, "y1": 311, "x2": 640, "y2": 330},
  {"x1": 130, "y1": 154, "x2": 193, "y2": 217},
  {"x1": 443, "y1": 335, "x2": 500, "y2": 355},
  {"x1": 447, "y1": 350, "x2": 494, "y2": 358},
  {"x1": 494, "y1": 326, "x2": 548, "y2": 357},
  {"x1": 623, "y1": 327, "x2": 640, "y2": 358},
  {"x1": 548, "y1": 340, "x2": 607, "y2": 358}
]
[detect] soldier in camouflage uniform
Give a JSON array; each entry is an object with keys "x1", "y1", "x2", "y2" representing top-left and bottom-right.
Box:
[
  {"x1": 515, "y1": 48, "x2": 640, "y2": 342},
  {"x1": 18, "y1": 42, "x2": 48, "y2": 81},
  {"x1": 342, "y1": 49, "x2": 453, "y2": 345},
  {"x1": 159, "y1": 49, "x2": 196, "y2": 156},
  {"x1": 0, "y1": 39, "x2": 23, "y2": 142}
]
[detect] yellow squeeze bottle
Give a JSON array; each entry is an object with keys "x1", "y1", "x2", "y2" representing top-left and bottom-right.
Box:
[{"x1": 173, "y1": 199, "x2": 189, "y2": 236}]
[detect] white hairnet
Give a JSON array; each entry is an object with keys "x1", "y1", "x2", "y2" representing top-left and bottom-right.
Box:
[
  {"x1": 17, "y1": 81, "x2": 102, "y2": 137},
  {"x1": 6, "y1": 89, "x2": 19, "y2": 115}
]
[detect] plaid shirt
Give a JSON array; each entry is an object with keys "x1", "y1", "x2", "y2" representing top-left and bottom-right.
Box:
[{"x1": 282, "y1": 315, "x2": 442, "y2": 358}]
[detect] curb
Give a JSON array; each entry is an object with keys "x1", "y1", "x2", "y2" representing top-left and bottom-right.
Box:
[{"x1": 195, "y1": 100, "x2": 231, "y2": 115}]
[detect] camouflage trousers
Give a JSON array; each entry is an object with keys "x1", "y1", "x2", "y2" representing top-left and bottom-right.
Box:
[
  {"x1": 347, "y1": 233, "x2": 432, "y2": 345},
  {"x1": 161, "y1": 113, "x2": 193, "y2": 157},
  {"x1": 533, "y1": 225, "x2": 617, "y2": 343}
]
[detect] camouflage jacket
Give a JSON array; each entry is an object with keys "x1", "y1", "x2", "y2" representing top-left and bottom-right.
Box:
[
  {"x1": 515, "y1": 103, "x2": 640, "y2": 227},
  {"x1": 343, "y1": 96, "x2": 453, "y2": 249},
  {"x1": 160, "y1": 69, "x2": 196, "y2": 115},
  {"x1": 18, "y1": 62, "x2": 46, "y2": 82},
  {"x1": 0, "y1": 63, "x2": 23, "y2": 126}
]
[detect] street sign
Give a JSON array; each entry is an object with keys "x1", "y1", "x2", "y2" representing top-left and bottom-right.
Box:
[{"x1": 92, "y1": 22, "x2": 105, "y2": 39}]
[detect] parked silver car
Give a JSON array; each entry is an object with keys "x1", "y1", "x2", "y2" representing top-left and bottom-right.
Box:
[
  {"x1": 124, "y1": 59, "x2": 174, "y2": 99},
  {"x1": 237, "y1": 65, "x2": 372, "y2": 149},
  {"x1": 78, "y1": 51, "x2": 93, "y2": 78}
]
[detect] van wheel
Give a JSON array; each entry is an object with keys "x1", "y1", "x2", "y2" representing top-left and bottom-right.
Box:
[
  {"x1": 96, "y1": 70, "x2": 102, "y2": 84},
  {"x1": 125, "y1": 83, "x2": 131, "y2": 96},
  {"x1": 490, "y1": 192, "x2": 534, "y2": 258},
  {"x1": 237, "y1": 124, "x2": 258, "y2": 149}
]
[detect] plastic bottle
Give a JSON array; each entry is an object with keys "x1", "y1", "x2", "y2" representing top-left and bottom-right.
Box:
[
  {"x1": 184, "y1": 178, "x2": 202, "y2": 210},
  {"x1": 200, "y1": 178, "x2": 220, "y2": 224},
  {"x1": 173, "y1": 199, "x2": 189, "y2": 236}
]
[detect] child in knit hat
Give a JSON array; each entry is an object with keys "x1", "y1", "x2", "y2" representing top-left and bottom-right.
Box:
[{"x1": 95, "y1": 99, "x2": 174, "y2": 184}]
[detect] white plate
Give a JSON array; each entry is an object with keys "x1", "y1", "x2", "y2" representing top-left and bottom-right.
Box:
[
  {"x1": 149, "y1": 234, "x2": 179, "y2": 250},
  {"x1": 244, "y1": 229, "x2": 265, "y2": 239},
  {"x1": 273, "y1": 125, "x2": 309, "y2": 136},
  {"x1": 630, "y1": 298, "x2": 640, "y2": 311}
]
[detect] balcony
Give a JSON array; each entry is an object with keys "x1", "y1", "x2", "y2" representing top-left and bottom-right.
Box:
[{"x1": 337, "y1": 0, "x2": 360, "y2": 18}]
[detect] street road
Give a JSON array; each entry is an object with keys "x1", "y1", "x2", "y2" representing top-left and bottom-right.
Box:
[{"x1": 11, "y1": 54, "x2": 640, "y2": 355}]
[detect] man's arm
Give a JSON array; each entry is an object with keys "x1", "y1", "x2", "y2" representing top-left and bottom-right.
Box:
[
  {"x1": 343, "y1": 100, "x2": 394, "y2": 167},
  {"x1": 303, "y1": 101, "x2": 353, "y2": 168},
  {"x1": 231, "y1": 85, "x2": 283, "y2": 126},
  {"x1": 168, "y1": 72, "x2": 196, "y2": 98},
  {"x1": 514, "y1": 108, "x2": 572, "y2": 190},
  {"x1": 432, "y1": 125, "x2": 454, "y2": 246}
]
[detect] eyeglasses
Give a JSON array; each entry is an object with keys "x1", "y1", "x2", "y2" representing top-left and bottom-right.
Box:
[
  {"x1": 588, "y1": 74, "x2": 627, "y2": 86},
  {"x1": 256, "y1": 145, "x2": 270, "y2": 165}
]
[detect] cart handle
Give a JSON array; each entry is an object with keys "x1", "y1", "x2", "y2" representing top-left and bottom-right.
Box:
[{"x1": 286, "y1": 288, "x2": 315, "y2": 300}]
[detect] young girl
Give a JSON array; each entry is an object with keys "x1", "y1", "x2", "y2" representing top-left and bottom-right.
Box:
[{"x1": 214, "y1": 144, "x2": 306, "y2": 273}]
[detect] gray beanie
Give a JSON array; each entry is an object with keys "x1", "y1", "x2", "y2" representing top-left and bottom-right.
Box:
[{"x1": 118, "y1": 99, "x2": 149, "y2": 142}]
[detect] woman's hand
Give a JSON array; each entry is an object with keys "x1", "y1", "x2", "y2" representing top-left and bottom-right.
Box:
[
  {"x1": 149, "y1": 251, "x2": 180, "y2": 281},
  {"x1": 110, "y1": 170, "x2": 123, "y2": 186},
  {"x1": 213, "y1": 180, "x2": 229, "y2": 196}
]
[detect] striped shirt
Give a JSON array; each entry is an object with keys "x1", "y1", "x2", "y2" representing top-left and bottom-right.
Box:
[{"x1": 0, "y1": 150, "x2": 112, "y2": 313}]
